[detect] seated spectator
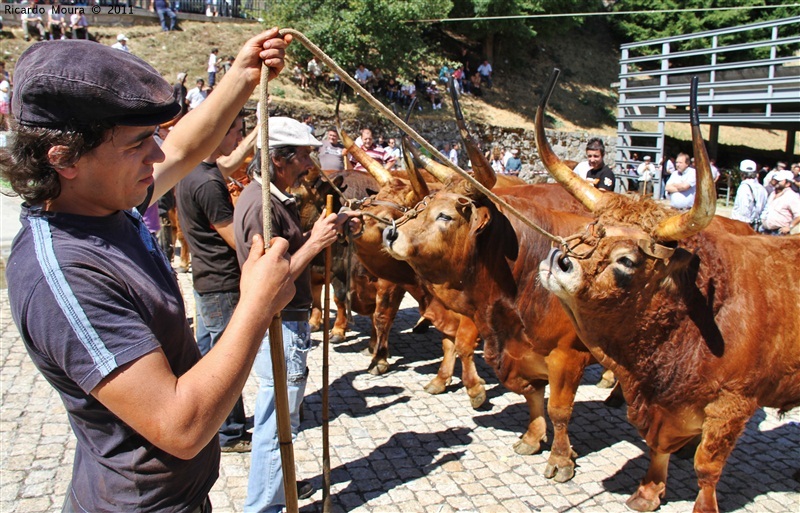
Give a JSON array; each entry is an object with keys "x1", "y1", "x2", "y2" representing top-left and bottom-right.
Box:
[
  {"x1": 70, "y1": 12, "x2": 89, "y2": 40},
  {"x1": 372, "y1": 67, "x2": 386, "y2": 95},
  {"x1": 354, "y1": 63, "x2": 375, "y2": 92},
  {"x1": 426, "y1": 81, "x2": 442, "y2": 110},
  {"x1": 186, "y1": 78, "x2": 208, "y2": 110},
  {"x1": 291, "y1": 64, "x2": 308, "y2": 90},
  {"x1": 469, "y1": 72, "x2": 482, "y2": 97},
  {"x1": 400, "y1": 82, "x2": 418, "y2": 108},
  {"x1": 48, "y1": 11, "x2": 67, "y2": 40},
  {"x1": 384, "y1": 138, "x2": 401, "y2": 168},
  {"x1": 438, "y1": 64, "x2": 451, "y2": 83},
  {"x1": 111, "y1": 34, "x2": 131, "y2": 53},
  {"x1": 452, "y1": 66, "x2": 464, "y2": 95},
  {"x1": 488, "y1": 147, "x2": 505, "y2": 174},
  {"x1": 385, "y1": 77, "x2": 400, "y2": 103},
  {"x1": 22, "y1": 9, "x2": 46, "y2": 42},
  {"x1": 477, "y1": 59, "x2": 493, "y2": 88}
]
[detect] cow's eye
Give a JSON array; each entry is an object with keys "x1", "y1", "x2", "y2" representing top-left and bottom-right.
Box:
[
  {"x1": 436, "y1": 212, "x2": 453, "y2": 221},
  {"x1": 618, "y1": 256, "x2": 636, "y2": 269}
]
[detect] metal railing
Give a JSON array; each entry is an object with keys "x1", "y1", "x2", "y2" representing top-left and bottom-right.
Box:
[{"x1": 615, "y1": 16, "x2": 800, "y2": 199}]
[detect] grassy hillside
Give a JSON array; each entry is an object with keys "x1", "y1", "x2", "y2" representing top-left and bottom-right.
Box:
[{"x1": 0, "y1": 19, "x2": 793, "y2": 155}]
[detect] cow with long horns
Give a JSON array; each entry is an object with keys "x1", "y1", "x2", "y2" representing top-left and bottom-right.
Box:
[{"x1": 537, "y1": 73, "x2": 799, "y2": 512}]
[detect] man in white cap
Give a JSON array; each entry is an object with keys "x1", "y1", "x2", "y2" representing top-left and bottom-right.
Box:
[
  {"x1": 636, "y1": 155, "x2": 655, "y2": 196},
  {"x1": 111, "y1": 33, "x2": 130, "y2": 52},
  {"x1": 234, "y1": 116, "x2": 360, "y2": 512},
  {"x1": 760, "y1": 169, "x2": 800, "y2": 235},
  {"x1": 731, "y1": 159, "x2": 767, "y2": 228}
]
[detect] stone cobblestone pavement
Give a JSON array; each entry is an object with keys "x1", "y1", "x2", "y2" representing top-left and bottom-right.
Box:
[{"x1": 1, "y1": 272, "x2": 798, "y2": 512}]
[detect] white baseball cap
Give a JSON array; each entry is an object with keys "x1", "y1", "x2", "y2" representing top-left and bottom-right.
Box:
[
  {"x1": 739, "y1": 159, "x2": 757, "y2": 173},
  {"x1": 267, "y1": 116, "x2": 322, "y2": 149},
  {"x1": 774, "y1": 170, "x2": 795, "y2": 182},
  {"x1": 117, "y1": 34, "x2": 128, "y2": 42},
  {"x1": 643, "y1": 155, "x2": 651, "y2": 161}
]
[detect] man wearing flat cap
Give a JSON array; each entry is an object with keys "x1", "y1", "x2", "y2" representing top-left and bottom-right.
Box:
[
  {"x1": 1, "y1": 31, "x2": 293, "y2": 512},
  {"x1": 234, "y1": 116, "x2": 359, "y2": 512}
]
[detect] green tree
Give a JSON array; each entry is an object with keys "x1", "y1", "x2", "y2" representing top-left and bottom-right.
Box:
[
  {"x1": 260, "y1": 0, "x2": 452, "y2": 77},
  {"x1": 611, "y1": 0, "x2": 800, "y2": 63}
]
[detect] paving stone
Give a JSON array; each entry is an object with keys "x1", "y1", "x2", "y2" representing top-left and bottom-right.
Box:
[{"x1": 2, "y1": 287, "x2": 799, "y2": 513}]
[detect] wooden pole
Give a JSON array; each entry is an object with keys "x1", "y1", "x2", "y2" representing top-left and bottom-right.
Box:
[
  {"x1": 259, "y1": 63, "x2": 299, "y2": 513},
  {"x1": 322, "y1": 194, "x2": 333, "y2": 512}
]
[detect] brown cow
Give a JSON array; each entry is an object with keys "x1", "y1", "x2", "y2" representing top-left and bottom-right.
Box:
[
  {"x1": 536, "y1": 73, "x2": 799, "y2": 512},
  {"x1": 339, "y1": 124, "x2": 490, "y2": 409}
]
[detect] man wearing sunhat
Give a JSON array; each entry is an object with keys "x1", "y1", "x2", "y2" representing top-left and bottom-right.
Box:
[
  {"x1": 1, "y1": 31, "x2": 293, "y2": 512},
  {"x1": 234, "y1": 116, "x2": 360, "y2": 512},
  {"x1": 731, "y1": 159, "x2": 767, "y2": 228}
]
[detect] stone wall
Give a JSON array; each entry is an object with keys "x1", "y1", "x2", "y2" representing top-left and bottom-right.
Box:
[{"x1": 264, "y1": 104, "x2": 616, "y2": 184}]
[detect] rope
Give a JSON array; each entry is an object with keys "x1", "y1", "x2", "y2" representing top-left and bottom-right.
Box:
[{"x1": 279, "y1": 28, "x2": 569, "y2": 248}]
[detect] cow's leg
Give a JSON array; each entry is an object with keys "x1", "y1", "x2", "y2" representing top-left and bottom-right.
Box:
[
  {"x1": 596, "y1": 366, "x2": 616, "y2": 388},
  {"x1": 691, "y1": 397, "x2": 756, "y2": 513},
  {"x1": 543, "y1": 346, "x2": 590, "y2": 482},
  {"x1": 626, "y1": 450, "x2": 669, "y2": 512},
  {"x1": 513, "y1": 386, "x2": 547, "y2": 455},
  {"x1": 423, "y1": 334, "x2": 455, "y2": 395},
  {"x1": 367, "y1": 281, "x2": 405, "y2": 375},
  {"x1": 331, "y1": 287, "x2": 349, "y2": 343},
  {"x1": 453, "y1": 316, "x2": 486, "y2": 409},
  {"x1": 309, "y1": 281, "x2": 323, "y2": 332}
]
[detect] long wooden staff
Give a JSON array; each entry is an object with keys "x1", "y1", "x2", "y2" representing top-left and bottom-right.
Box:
[
  {"x1": 260, "y1": 63, "x2": 299, "y2": 513},
  {"x1": 322, "y1": 194, "x2": 333, "y2": 512}
]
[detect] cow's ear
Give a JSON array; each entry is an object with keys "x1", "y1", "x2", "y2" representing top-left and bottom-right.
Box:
[
  {"x1": 659, "y1": 248, "x2": 695, "y2": 294},
  {"x1": 333, "y1": 175, "x2": 345, "y2": 188},
  {"x1": 470, "y1": 206, "x2": 492, "y2": 237}
]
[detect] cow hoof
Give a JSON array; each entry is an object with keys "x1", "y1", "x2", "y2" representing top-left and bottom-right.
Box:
[
  {"x1": 368, "y1": 360, "x2": 389, "y2": 375},
  {"x1": 467, "y1": 387, "x2": 487, "y2": 409},
  {"x1": 330, "y1": 334, "x2": 345, "y2": 344},
  {"x1": 423, "y1": 378, "x2": 450, "y2": 395},
  {"x1": 512, "y1": 439, "x2": 541, "y2": 456},
  {"x1": 596, "y1": 377, "x2": 616, "y2": 389},
  {"x1": 625, "y1": 492, "x2": 660, "y2": 512},
  {"x1": 544, "y1": 462, "x2": 575, "y2": 483}
]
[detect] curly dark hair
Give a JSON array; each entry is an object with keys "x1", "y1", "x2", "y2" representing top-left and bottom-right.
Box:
[{"x1": 0, "y1": 121, "x2": 113, "y2": 204}]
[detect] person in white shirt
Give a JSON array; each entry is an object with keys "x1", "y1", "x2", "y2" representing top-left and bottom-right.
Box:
[
  {"x1": 185, "y1": 79, "x2": 208, "y2": 110},
  {"x1": 665, "y1": 153, "x2": 696, "y2": 210},
  {"x1": 22, "y1": 9, "x2": 45, "y2": 41},
  {"x1": 48, "y1": 11, "x2": 67, "y2": 40},
  {"x1": 636, "y1": 155, "x2": 655, "y2": 195},
  {"x1": 111, "y1": 34, "x2": 130, "y2": 52},
  {"x1": 207, "y1": 48, "x2": 219, "y2": 87},
  {"x1": 760, "y1": 170, "x2": 800, "y2": 235},
  {"x1": 477, "y1": 60, "x2": 493, "y2": 88},
  {"x1": 731, "y1": 159, "x2": 767, "y2": 228},
  {"x1": 448, "y1": 142, "x2": 459, "y2": 166},
  {"x1": 354, "y1": 63, "x2": 374, "y2": 92}
]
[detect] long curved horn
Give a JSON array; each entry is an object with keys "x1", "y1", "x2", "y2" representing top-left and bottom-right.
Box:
[
  {"x1": 653, "y1": 77, "x2": 716, "y2": 241},
  {"x1": 335, "y1": 92, "x2": 393, "y2": 186},
  {"x1": 536, "y1": 69, "x2": 604, "y2": 212},
  {"x1": 401, "y1": 136, "x2": 430, "y2": 199},
  {"x1": 449, "y1": 77, "x2": 496, "y2": 190},
  {"x1": 405, "y1": 137, "x2": 455, "y2": 184}
]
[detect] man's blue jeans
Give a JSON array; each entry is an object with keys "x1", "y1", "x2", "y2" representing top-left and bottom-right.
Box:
[
  {"x1": 244, "y1": 321, "x2": 311, "y2": 513},
  {"x1": 194, "y1": 290, "x2": 247, "y2": 446},
  {"x1": 157, "y1": 7, "x2": 177, "y2": 31}
]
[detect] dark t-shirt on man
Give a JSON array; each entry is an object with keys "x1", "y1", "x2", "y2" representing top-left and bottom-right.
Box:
[
  {"x1": 234, "y1": 178, "x2": 313, "y2": 310},
  {"x1": 176, "y1": 161, "x2": 241, "y2": 294},
  {"x1": 7, "y1": 205, "x2": 218, "y2": 512},
  {"x1": 587, "y1": 164, "x2": 615, "y2": 192}
]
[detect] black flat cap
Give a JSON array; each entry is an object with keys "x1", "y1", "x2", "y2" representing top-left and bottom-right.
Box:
[{"x1": 12, "y1": 40, "x2": 180, "y2": 129}]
